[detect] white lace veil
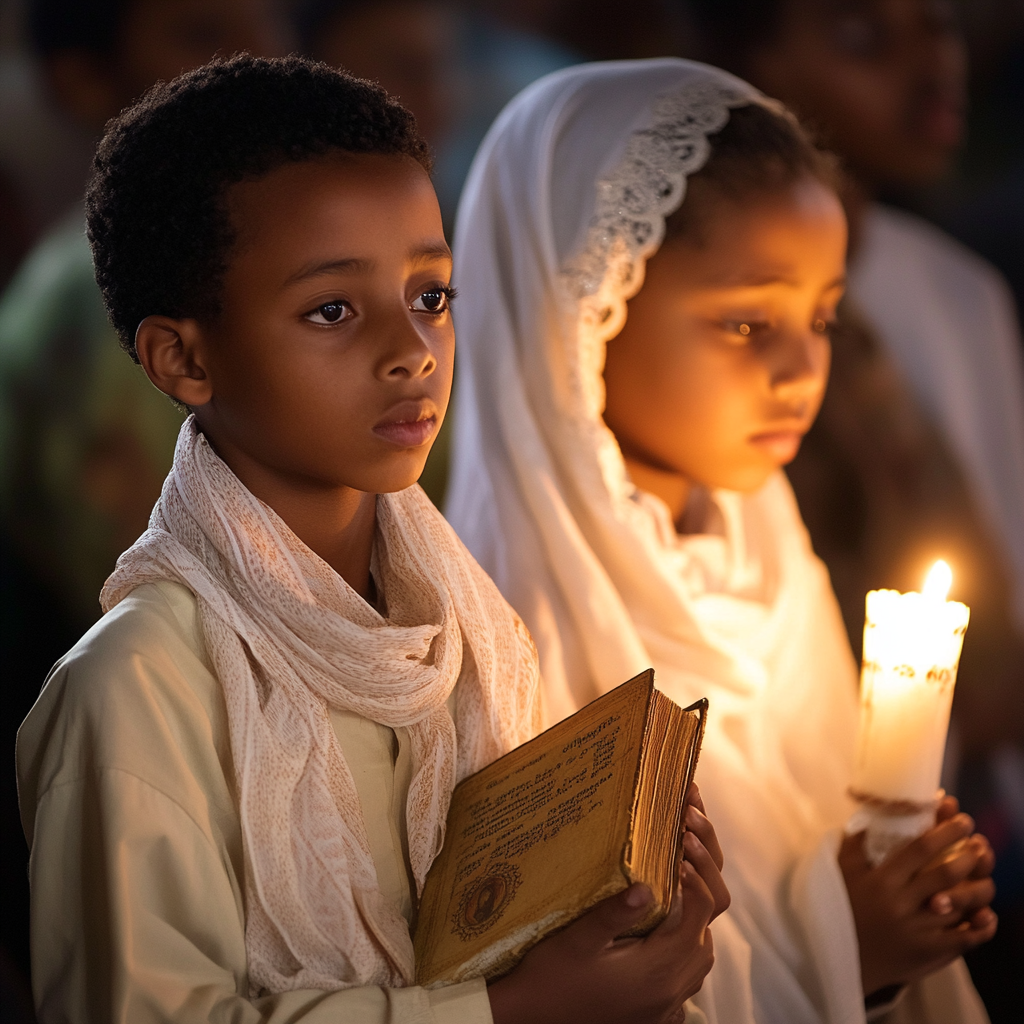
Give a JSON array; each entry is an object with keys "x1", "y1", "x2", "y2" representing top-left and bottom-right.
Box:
[{"x1": 446, "y1": 59, "x2": 989, "y2": 1024}]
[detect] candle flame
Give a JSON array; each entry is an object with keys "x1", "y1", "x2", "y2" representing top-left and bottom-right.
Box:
[{"x1": 923, "y1": 560, "x2": 952, "y2": 601}]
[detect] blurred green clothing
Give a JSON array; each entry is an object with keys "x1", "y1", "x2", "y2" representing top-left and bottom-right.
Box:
[{"x1": 0, "y1": 210, "x2": 182, "y2": 627}]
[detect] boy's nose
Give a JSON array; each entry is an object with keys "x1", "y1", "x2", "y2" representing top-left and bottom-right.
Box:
[{"x1": 376, "y1": 315, "x2": 438, "y2": 380}]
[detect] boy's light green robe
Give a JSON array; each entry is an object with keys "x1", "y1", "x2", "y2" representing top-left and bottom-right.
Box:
[{"x1": 17, "y1": 580, "x2": 493, "y2": 1023}]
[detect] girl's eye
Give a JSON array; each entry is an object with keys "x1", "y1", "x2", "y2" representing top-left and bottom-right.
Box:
[
  {"x1": 721, "y1": 320, "x2": 770, "y2": 343},
  {"x1": 305, "y1": 302, "x2": 351, "y2": 325},
  {"x1": 411, "y1": 285, "x2": 455, "y2": 315}
]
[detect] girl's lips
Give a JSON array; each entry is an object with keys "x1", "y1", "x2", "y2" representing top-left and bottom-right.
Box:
[
  {"x1": 372, "y1": 415, "x2": 437, "y2": 448},
  {"x1": 749, "y1": 429, "x2": 804, "y2": 464}
]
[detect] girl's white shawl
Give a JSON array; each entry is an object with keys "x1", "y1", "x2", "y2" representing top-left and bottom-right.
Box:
[
  {"x1": 101, "y1": 417, "x2": 540, "y2": 995},
  {"x1": 446, "y1": 59, "x2": 988, "y2": 1024}
]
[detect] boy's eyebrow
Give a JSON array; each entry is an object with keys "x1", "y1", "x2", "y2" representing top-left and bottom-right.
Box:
[
  {"x1": 285, "y1": 243, "x2": 452, "y2": 285},
  {"x1": 409, "y1": 243, "x2": 454, "y2": 265},
  {"x1": 286, "y1": 256, "x2": 371, "y2": 284}
]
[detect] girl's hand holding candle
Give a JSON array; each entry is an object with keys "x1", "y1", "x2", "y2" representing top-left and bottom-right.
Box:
[
  {"x1": 840, "y1": 559, "x2": 999, "y2": 996},
  {"x1": 840, "y1": 795, "x2": 997, "y2": 997}
]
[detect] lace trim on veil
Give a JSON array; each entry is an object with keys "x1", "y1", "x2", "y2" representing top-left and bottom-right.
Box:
[
  {"x1": 563, "y1": 81, "x2": 754, "y2": 345},
  {"x1": 558, "y1": 81, "x2": 756, "y2": 504}
]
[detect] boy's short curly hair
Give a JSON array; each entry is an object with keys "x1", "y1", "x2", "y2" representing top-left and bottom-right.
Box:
[{"x1": 86, "y1": 54, "x2": 433, "y2": 360}]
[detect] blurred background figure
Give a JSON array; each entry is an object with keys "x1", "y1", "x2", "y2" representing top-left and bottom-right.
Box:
[
  {"x1": 0, "y1": 0, "x2": 292, "y2": 1015},
  {"x1": 940, "y1": 1, "x2": 1024, "y2": 337},
  {"x1": 1, "y1": 0, "x2": 290, "y2": 632},
  {"x1": 678, "y1": 1, "x2": 1024, "y2": 1017},
  {"x1": 297, "y1": 0, "x2": 575, "y2": 231},
  {"x1": 476, "y1": 0, "x2": 686, "y2": 61},
  {"x1": 295, "y1": 0, "x2": 576, "y2": 499}
]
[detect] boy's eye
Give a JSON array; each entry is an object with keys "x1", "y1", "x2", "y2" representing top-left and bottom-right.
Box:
[
  {"x1": 305, "y1": 301, "x2": 351, "y2": 325},
  {"x1": 411, "y1": 286, "x2": 455, "y2": 315}
]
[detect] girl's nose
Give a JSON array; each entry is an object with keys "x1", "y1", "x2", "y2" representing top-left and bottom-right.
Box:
[{"x1": 770, "y1": 328, "x2": 830, "y2": 403}]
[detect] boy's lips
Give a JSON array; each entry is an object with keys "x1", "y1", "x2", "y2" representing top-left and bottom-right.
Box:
[{"x1": 373, "y1": 399, "x2": 438, "y2": 448}]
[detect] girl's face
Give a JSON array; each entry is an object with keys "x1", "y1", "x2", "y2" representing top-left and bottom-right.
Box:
[{"x1": 602, "y1": 175, "x2": 847, "y2": 511}]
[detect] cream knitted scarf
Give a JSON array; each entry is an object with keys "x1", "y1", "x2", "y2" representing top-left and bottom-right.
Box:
[{"x1": 101, "y1": 416, "x2": 541, "y2": 995}]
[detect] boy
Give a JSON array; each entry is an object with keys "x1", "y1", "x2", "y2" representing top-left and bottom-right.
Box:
[{"x1": 17, "y1": 56, "x2": 727, "y2": 1023}]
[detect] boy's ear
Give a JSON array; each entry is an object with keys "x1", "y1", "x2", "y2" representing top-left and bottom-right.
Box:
[{"x1": 135, "y1": 316, "x2": 214, "y2": 407}]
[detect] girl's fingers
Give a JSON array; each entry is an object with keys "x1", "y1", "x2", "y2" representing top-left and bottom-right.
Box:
[
  {"x1": 681, "y1": 829, "x2": 731, "y2": 919},
  {"x1": 967, "y1": 907, "x2": 998, "y2": 936},
  {"x1": 927, "y1": 877, "x2": 996, "y2": 921},
  {"x1": 910, "y1": 839, "x2": 983, "y2": 904},
  {"x1": 888, "y1": 814, "x2": 974, "y2": 884},
  {"x1": 934, "y1": 795, "x2": 960, "y2": 823},
  {"x1": 685, "y1": 803, "x2": 724, "y2": 871},
  {"x1": 967, "y1": 834, "x2": 996, "y2": 879},
  {"x1": 942, "y1": 907, "x2": 999, "y2": 951},
  {"x1": 916, "y1": 908, "x2": 998, "y2": 967}
]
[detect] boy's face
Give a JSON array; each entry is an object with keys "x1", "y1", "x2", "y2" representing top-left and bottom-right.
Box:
[
  {"x1": 191, "y1": 152, "x2": 454, "y2": 498},
  {"x1": 602, "y1": 175, "x2": 846, "y2": 497},
  {"x1": 745, "y1": 0, "x2": 966, "y2": 187}
]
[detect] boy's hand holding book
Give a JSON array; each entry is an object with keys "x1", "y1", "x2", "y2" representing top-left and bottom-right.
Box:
[
  {"x1": 488, "y1": 783, "x2": 729, "y2": 1024},
  {"x1": 681, "y1": 785, "x2": 731, "y2": 918},
  {"x1": 414, "y1": 672, "x2": 712, "y2": 986},
  {"x1": 411, "y1": 671, "x2": 729, "y2": 1022}
]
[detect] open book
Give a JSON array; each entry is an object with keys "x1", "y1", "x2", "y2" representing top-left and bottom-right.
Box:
[{"x1": 414, "y1": 670, "x2": 708, "y2": 986}]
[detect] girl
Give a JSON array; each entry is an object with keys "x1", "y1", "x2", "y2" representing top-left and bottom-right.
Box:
[{"x1": 447, "y1": 58, "x2": 996, "y2": 1023}]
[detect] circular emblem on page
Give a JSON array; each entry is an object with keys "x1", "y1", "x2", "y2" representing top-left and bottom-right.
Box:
[{"x1": 453, "y1": 862, "x2": 522, "y2": 941}]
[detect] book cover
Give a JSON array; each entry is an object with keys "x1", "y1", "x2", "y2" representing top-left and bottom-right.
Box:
[{"x1": 414, "y1": 670, "x2": 707, "y2": 986}]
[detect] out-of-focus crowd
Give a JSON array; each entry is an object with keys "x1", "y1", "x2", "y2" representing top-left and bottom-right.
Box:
[{"x1": 0, "y1": 2, "x2": 1022, "y2": 1020}]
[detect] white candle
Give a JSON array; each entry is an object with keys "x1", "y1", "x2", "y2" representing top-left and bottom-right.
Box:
[{"x1": 852, "y1": 560, "x2": 970, "y2": 805}]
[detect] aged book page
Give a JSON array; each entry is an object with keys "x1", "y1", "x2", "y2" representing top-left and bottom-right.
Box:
[{"x1": 414, "y1": 670, "x2": 706, "y2": 986}]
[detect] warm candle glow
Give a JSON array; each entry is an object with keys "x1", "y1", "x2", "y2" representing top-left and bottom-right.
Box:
[
  {"x1": 923, "y1": 559, "x2": 953, "y2": 602},
  {"x1": 852, "y1": 567, "x2": 970, "y2": 805}
]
